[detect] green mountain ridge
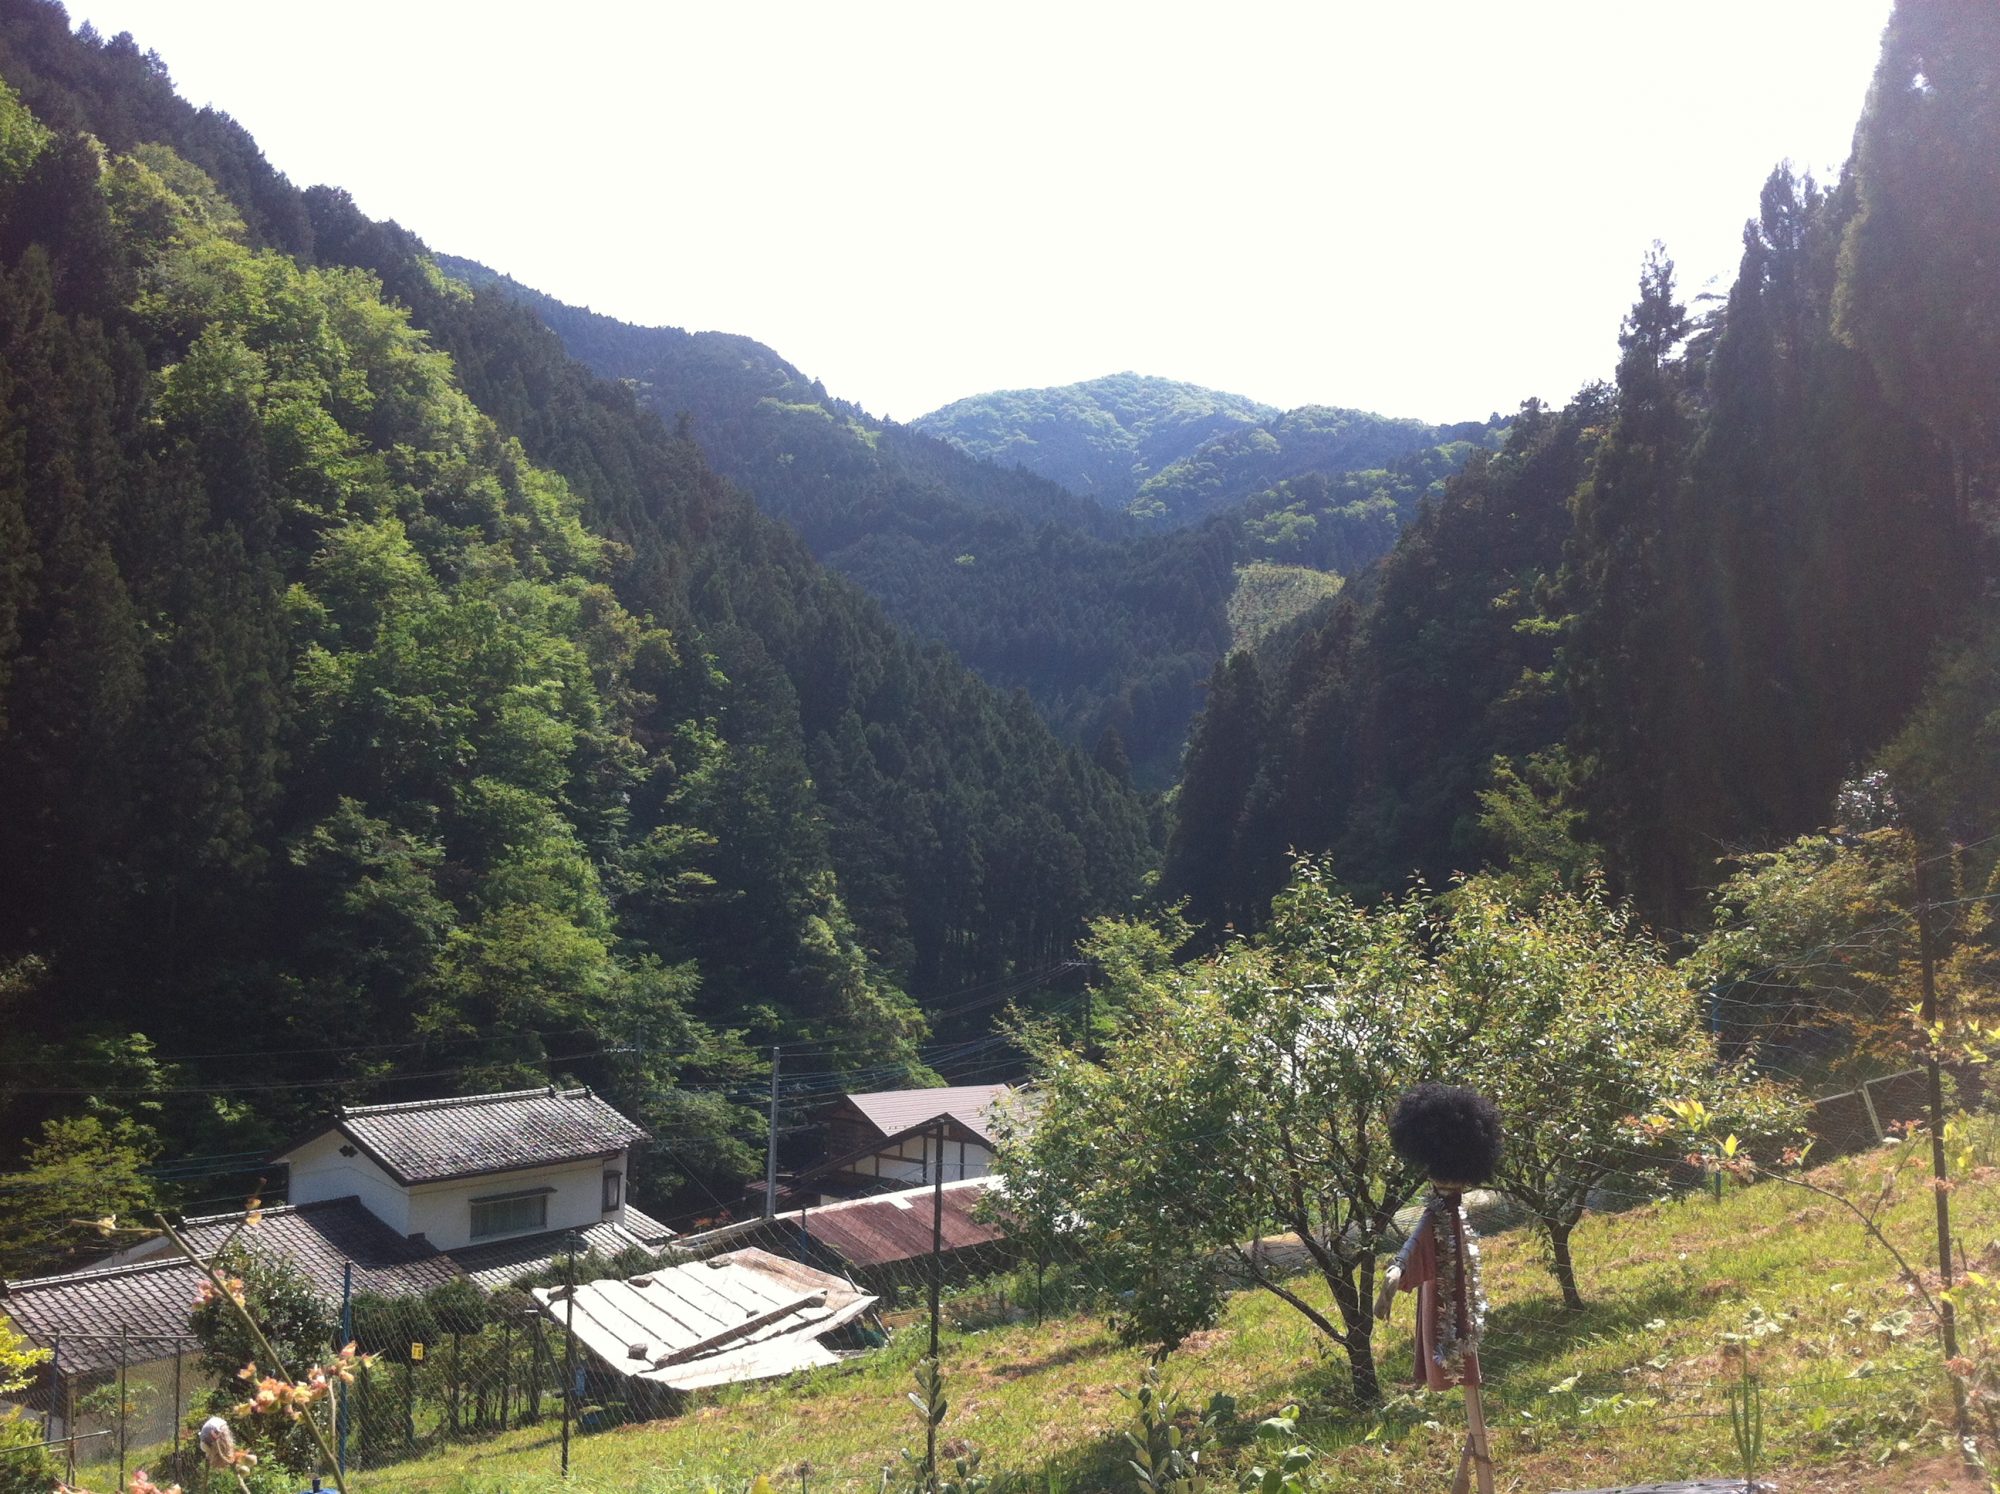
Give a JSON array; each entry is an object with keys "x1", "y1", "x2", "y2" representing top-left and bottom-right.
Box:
[
  {"x1": 433, "y1": 262, "x2": 1499, "y2": 788},
  {"x1": 913, "y1": 372, "x2": 1278, "y2": 506}
]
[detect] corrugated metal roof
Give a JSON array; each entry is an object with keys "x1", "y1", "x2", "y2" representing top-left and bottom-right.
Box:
[
  {"x1": 840, "y1": 1085, "x2": 1013, "y2": 1145},
  {"x1": 794, "y1": 1178, "x2": 1004, "y2": 1268},
  {"x1": 676, "y1": 1177, "x2": 1006, "y2": 1272},
  {"x1": 532, "y1": 1247, "x2": 875, "y2": 1393},
  {"x1": 287, "y1": 1087, "x2": 648, "y2": 1185}
]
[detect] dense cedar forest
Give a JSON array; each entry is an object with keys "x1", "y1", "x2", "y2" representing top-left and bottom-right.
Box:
[
  {"x1": 1162, "y1": 3, "x2": 2000, "y2": 944},
  {"x1": 444, "y1": 268, "x2": 1487, "y2": 787},
  {"x1": 0, "y1": 0, "x2": 1158, "y2": 1209},
  {"x1": 2, "y1": 0, "x2": 1998, "y2": 1244}
]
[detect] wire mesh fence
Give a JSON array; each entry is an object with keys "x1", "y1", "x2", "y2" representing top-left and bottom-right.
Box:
[{"x1": 2, "y1": 1112, "x2": 1993, "y2": 1494}]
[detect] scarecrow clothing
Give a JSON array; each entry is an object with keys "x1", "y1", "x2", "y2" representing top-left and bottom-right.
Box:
[{"x1": 1391, "y1": 1189, "x2": 1485, "y2": 1390}]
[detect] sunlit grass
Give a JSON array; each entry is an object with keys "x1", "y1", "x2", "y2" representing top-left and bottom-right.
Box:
[{"x1": 363, "y1": 1135, "x2": 2000, "y2": 1493}]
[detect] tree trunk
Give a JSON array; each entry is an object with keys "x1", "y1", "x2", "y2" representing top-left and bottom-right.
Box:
[
  {"x1": 1550, "y1": 1219, "x2": 1585, "y2": 1310},
  {"x1": 1327, "y1": 1264, "x2": 1381, "y2": 1406}
]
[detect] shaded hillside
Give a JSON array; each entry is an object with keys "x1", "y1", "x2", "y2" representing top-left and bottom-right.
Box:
[
  {"x1": 0, "y1": 0, "x2": 1155, "y2": 1208},
  {"x1": 912, "y1": 372, "x2": 1276, "y2": 506},
  {"x1": 431, "y1": 267, "x2": 1499, "y2": 788},
  {"x1": 1131, "y1": 403, "x2": 1507, "y2": 527},
  {"x1": 434, "y1": 262, "x2": 1245, "y2": 787},
  {"x1": 1164, "y1": 0, "x2": 2000, "y2": 938}
]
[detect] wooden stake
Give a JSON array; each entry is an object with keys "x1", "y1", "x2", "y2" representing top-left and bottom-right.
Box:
[{"x1": 1450, "y1": 1356, "x2": 1495, "y2": 1494}]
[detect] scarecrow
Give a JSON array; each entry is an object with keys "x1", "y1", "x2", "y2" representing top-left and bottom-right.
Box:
[{"x1": 1374, "y1": 1083, "x2": 1503, "y2": 1494}]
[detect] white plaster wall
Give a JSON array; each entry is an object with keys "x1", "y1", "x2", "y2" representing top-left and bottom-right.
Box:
[
  {"x1": 403, "y1": 1151, "x2": 627, "y2": 1251},
  {"x1": 281, "y1": 1130, "x2": 411, "y2": 1234},
  {"x1": 863, "y1": 1135, "x2": 991, "y2": 1186}
]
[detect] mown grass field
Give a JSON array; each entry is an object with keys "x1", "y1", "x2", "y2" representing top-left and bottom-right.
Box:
[{"x1": 356, "y1": 1138, "x2": 2000, "y2": 1494}]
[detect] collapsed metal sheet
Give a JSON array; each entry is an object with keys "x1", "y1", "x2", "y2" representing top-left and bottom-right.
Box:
[{"x1": 531, "y1": 1246, "x2": 876, "y2": 1393}]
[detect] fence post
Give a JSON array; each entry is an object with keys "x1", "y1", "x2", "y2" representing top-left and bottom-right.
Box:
[
  {"x1": 117, "y1": 1322, "x2": 128, "y2": 1491},
  {"x1": 173, "y1": 1339, "x2": 184, "y2": 1475},
  {"x1": 45, "y1": 1333, "x2": 59, "y2": 1442},
  {"x1": 1913, "y1": 851, "x2": 1975, "y2": 1460},
  {"x1": 338, "y1": 1261, "x2": 352, "y2": 1478},
  {"x1": 450, "y1": 1331, "x2": 461, "y2": 1434},
  {"x1": 501, "y1": 1317, "x2": 512, "y2": 1429},
  {"x1": 404, "y1": 1352, "x2": 415, "y2": 1455},
  {"x1": 561, "y1": 1233, "x2": 578, "y2": 1477}
]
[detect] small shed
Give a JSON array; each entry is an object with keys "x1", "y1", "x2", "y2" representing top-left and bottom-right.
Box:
[{"x1": 530, "y1": 1247, "x2": 876, "y2": 1396}]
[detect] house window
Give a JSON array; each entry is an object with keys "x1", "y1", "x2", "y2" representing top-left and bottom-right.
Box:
[
  {"x1": 469, "y1": 1189, "x2": 549, "y2": 1239},
  {"x1": 602, "y1": 1171, "x2": 622, "y2": 1212}
]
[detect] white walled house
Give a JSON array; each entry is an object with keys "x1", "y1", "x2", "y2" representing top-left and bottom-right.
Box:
[
  {"x1": 2, "y1": 1087, "x2": 675, "y2": 1433},
  {"x1": 277, "y1": 1087, "x2": 650, "y2": 1252},
  {"x1": 801, "y1": 1085, "x2": 1017, "y2": 1203}
]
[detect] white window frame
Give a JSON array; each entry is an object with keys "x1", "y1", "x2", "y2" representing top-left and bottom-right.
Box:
[{"x1": 469, "y1": 1189, "x2": 550, "y2": 1240}]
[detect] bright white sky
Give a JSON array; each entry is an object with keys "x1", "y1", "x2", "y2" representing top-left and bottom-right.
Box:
[{"x1": 76, "y1": 1, "x2": 1892, "y2": 424}]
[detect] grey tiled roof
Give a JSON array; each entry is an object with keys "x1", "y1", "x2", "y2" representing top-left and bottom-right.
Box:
[
  {"x1": 0, "y1": 1259, "x2": 205, "y2": 1375},
  {"x1": 448, "y1": 1214, "x2": 676, "y2": 1292},
  {"x1": 3, "y1": 1195, "x2": 673, "y2": 1375},
  {"x1": 841, "y1": 1084, "x2": 1013, "y2": 1145},
  {"x1": 0, "y1": 1197, "x2": 463, "y2": 1377},
  {"x1": 177, "y1": 1198, "x2": 463, "y2": 1301},
  {"x1": 308, "y1": 1087, "x2": 649, "y2": 1185}
]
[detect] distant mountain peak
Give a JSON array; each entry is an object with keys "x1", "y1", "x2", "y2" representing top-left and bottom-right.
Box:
[{"x1": 913, "y1": 374, "x2": 1278, "y2": 505}]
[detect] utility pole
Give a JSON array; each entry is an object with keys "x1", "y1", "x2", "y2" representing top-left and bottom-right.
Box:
[
  {"x1": 1913, "y1": 850, "x2": 1974, "y2": 1457},
  {"x1": 764, "y1": 1045, "x2": 781, "y2": 1219},
  {"x1": 929, "y1": 1120, "x2": 944, "y2": 1362}
]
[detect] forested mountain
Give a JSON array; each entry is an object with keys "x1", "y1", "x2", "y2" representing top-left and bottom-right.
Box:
[
  {"x1": 433, "y1": 262, "x2": 1239, "y2": 787},
  {"x1": 912, "y1": 373, "x2": 1276, "y2": 507},
  {"x1": 0, "y1": 0, "x2": 1155, "y2": 1209},
  {"x1": 441, "y1": 266, "x2": 1494, "y2": 788},
  {"x1": 1128, "y1": 404, "x2": 1508, "y2": 527},
  {"x1": 1164, "y1": 0, "x2": 1999, "y2": 941}
]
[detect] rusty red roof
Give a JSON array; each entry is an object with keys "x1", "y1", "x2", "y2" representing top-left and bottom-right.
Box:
[{"x1": 791, "y1": 1177, "x2": 1005, "y2": 1269}]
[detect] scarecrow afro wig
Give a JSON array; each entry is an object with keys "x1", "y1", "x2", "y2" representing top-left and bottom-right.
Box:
[{"x1": 1388, "y1": 1084, "x2": 1504, "y2": 1186}]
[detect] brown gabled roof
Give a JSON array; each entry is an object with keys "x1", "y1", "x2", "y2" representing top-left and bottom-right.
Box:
[
  {"x1": 838, "y1": 1084, "x2": 1013, "y2": 1146},
  {"x1": 282, "y1": 1087, "x2": 648, "y2": 1186}
]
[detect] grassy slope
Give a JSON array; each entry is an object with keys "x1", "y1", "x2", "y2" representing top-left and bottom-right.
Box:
[
  {"x1": 1227, "y1": 564, "x2": 1345, "y2": 652},
  {"x1": 366, "y1": 1141, "x2": 1999, "y2": 1494}
]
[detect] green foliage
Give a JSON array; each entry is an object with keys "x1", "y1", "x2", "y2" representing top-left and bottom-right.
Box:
[
  {"x1": 1690, "y1": 829, "x2": 1914, "y2": 1075},
  {"x1": 1446, "y1": 875, "x2": 1800, "y2": 1307},
  {"x1": 1122, "y1": 1361, "x2": 1234, "y2": 1493},
  {"x1": 0, "y1": 1316, "x2": 46, "y2": 1397},
  {"x1": 882, "y1": 1357, "x2": 988, "y2": 1494},
  {"x1": 1223, "y1": 563, "x2": 1340, "y2": 651},
  {"x1": 1130, "y1": 405, "x2": 1505, "y2": 529},
  {"x1": 188, "y1": 1244, "x2": 337, "y2": 1475},
  {"x1": 1835, "y1": 0, "x2": 2000, "y2": 496},
  {"x1": 189, "y1": 1245, "x2": 336, "y2": 1385},
  {"x1": 0, "y1": 1414, "x2": 57, "y2": 1494},
  {"x1": 1001, "y1": 861, "x2": 1475, "y2": 1404},
  {"x1": 0, "y1": 1114, "x2": 157, "y2": 1278}
]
